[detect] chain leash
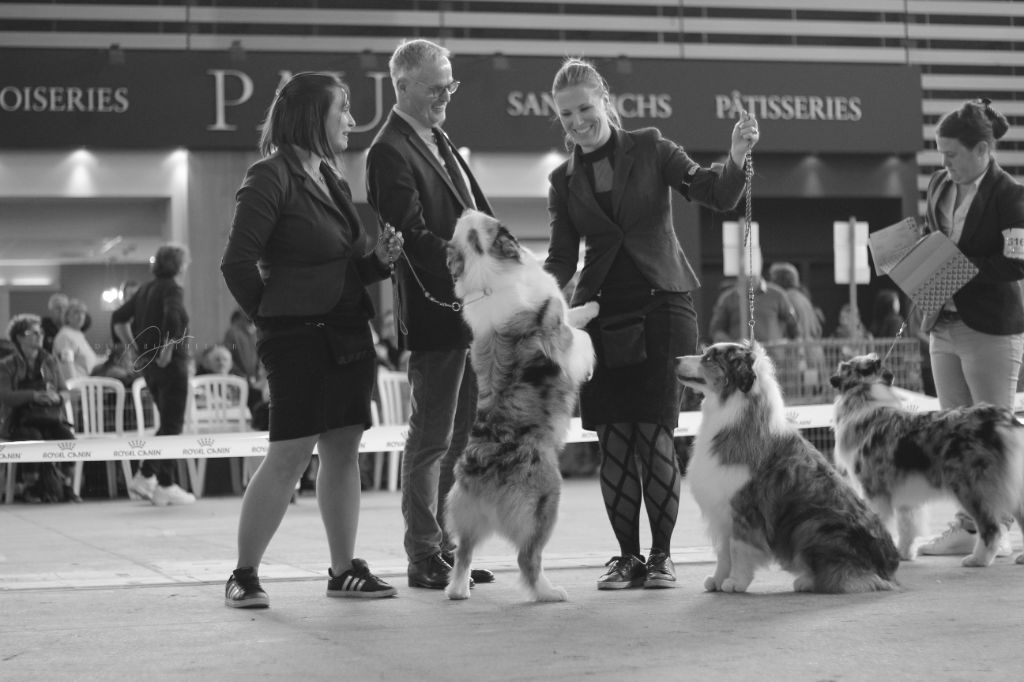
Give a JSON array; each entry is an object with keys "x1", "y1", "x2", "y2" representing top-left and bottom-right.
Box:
[
  {"x1": 742, "y1": 150, "x2": 756, "y2": 342},
  {"x1": 377, "y1": 222, "x2": 490, "y2": 335}
]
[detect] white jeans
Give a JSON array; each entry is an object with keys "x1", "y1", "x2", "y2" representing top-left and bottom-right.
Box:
[
  {"x1": 930, "y1": 319, "x2": 1023, "y2": 530},
  {"x1": 930, "y1": 319, "x2": 1023, "y2": 410}
]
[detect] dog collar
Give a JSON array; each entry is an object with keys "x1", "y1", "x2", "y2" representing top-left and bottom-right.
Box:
[{"x1": 455, "y1": 287, "x2": 493, "y2": 311}]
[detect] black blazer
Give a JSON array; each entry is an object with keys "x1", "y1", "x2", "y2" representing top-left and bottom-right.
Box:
[
  {"x1": 221, "y1": 146, "x2": 388, "y2": 321},
  {"x1": 545, "y1": 127, "x2": 746, "y2": 306},
  {"x1": 923, "y1": 160, "x2": 1024, "y2": 334},
  {"x1": 365, "y1": 111, "x2": 493, "y2": 351}
]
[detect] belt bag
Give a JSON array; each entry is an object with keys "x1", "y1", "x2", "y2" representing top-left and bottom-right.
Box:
[{"x1": 597, "y1": 298, "x2": 664, "y2": 369}]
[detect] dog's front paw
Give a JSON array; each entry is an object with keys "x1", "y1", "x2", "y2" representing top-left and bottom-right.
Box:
[
  {"x1": 898, "y1": 546, "x2": 916, "y2": 562},
  {"x1": 720, "y1": 577, "x2": 748, "y2": 593},
  {"x1": 792, "y1": 575, "x2": 815, "y2": 592},
  {"x1": 703, "y1": 575, "x2": 721, "y2": 592},
  {"x1": 534, "y1": 585, "x2": 568, "y2": 603},
  {"x1": 445, "y1": 580, "x2": 472, "y2": 600},
  {"x1": 961, "y1": 553, "x2": 994, "y2": 568},
  {"x1": 567, "y1": 301, "x2": 599, "y2": 329}
]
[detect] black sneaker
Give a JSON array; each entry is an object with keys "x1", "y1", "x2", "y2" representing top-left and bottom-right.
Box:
[
  {"x1": 596, "y1": 554, "x2": 646, "y2": 590},
  {"x1": 225, "y1": 567, "x2": 269, "y2": 609},
  {"x1": 327, "y1": 559, "x2": 397, "y2": 599},
  {"x1": 644, "y1": 550, "x2": 677, "y2": 588}
]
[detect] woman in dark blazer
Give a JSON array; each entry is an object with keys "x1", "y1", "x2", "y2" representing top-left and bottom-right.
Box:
[
  {"x1": 915, "y1": 99, "x2": 1024, "y2": 558},
  {"x1": 545, "y1": 58, "x2": 759, "y2": 591},
  {"x1": 221, "y1": 72, "x2": 403, "y2": 607}
]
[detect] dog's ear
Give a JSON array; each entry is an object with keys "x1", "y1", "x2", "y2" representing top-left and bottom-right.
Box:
[
  {"x1": 492, "y1": 224, "x2": 522, "y2": 261},
  {"x1": 446, "y1": 242, "x2": 465, "y2": 279},
  {"x1": 730, "y1": 348, "x2": 757, "y2": 393},
  {"x1": 830, "y1": 359, "x2": 851, "y2": 389}
]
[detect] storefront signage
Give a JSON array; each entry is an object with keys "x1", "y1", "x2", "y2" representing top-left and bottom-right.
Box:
[{"x1": 0, "y1": 49, "x2": 920, "y2": 154}]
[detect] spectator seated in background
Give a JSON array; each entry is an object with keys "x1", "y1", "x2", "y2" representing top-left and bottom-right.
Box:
[
  {"x1": 222, "y1": 310, "x2": 269, "y2": 430},
  {"x1": 41, "y1": 293, "x2": 68, "y2": 355},
  {"x1": 0, "y1": 314, "x2": 76, "y2": 502},
  {"x1": 197, "y1": 344, "x2": 268, "y2": 429},
  {"x1": 53, "y1": 298, "x2": 99, "y2": 381}
]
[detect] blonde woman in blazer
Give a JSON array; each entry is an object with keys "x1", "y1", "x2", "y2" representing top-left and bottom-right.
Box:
[{"x1": 545, "y1": 58, "x2": 759, "y2": 591}]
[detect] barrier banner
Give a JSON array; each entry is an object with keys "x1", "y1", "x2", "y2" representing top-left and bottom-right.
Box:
[{"x1": 1, "y1": 394, "x2": 957, "y2": 465}]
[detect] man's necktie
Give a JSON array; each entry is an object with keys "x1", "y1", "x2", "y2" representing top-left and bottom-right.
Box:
[{"x1": 433, "y1": 128, "x2": 474, "y2": 208}]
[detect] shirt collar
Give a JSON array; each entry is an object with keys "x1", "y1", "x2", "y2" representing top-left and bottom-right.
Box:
[{"x1": 393, "y1": 106, "x2": 436, "y2": 146}]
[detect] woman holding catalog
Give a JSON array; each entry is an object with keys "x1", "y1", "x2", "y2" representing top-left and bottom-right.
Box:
[{"x1": 914, "y1": 98, "x2": 1024, "y2": 557}]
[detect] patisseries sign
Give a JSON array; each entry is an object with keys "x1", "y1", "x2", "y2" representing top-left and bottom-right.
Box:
[{"x1": 0, "y1": 50, "x2": 920, "y2": 153}]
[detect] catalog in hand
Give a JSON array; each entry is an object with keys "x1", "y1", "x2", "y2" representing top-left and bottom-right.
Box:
[{"x1": 867, "y1": 217, "x2": 979, "y2": 319}]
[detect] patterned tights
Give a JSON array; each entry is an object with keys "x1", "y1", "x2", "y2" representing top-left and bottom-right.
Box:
[{"x1": 596, "y1": 422, "x2": 680, "y2": 559}]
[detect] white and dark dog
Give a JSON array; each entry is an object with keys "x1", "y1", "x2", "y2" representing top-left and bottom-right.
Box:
[
  {"x1": 443, "y1": 209, "x2": 597, "y2": 602},
  {"x1": 832, "y1": 353, "x2": 1024, "y2": 566},
  {"x1": 675, "y1": 342, "x2": 900, "y2": 593}
]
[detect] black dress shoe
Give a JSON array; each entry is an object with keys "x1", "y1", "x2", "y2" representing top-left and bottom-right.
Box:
[
  {"x1": 441, "y1": 551, "x2": 495, "y2": 584},
  {"x1": 407, "y1": 553, "x2": 452, "y2": 589}
]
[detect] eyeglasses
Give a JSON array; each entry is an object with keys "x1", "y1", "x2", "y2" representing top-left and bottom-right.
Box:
[
  {"x1": 410, "y1": 78, "x2": 460, "y2": 99},
  {"x1": 21, "y1": 328, "x2": 42, "y2": 338}
]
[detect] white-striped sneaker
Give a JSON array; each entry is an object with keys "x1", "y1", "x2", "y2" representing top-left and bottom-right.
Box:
[
  {"x1": 128, "y1": 472, "x2": 157, "y2": 501},
  {"x1": 918, "y1": 521, "x2": 1012, "y2": 557},
  {"x1": 151, "y1": 483, "x2": 196, "y2": 506},
  {"x1": 326, "y1": 559, "x2": 396, "y2": 598}
]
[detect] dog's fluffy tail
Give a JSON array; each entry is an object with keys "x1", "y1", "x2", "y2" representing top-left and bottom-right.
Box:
[{"x1": 807, "y1": 519, "x2": 901, "y2": 594}]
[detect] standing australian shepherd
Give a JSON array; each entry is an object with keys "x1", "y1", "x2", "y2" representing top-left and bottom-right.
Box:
[
  {"x1": 443, "y1": 210, "x2": 597, "y2": 602},
  {"x1": 675, "y1": 342, "x2": 899, "y2": 593},
  {"x1": 831, "y1": 353, "x2": 1024, "y2": 566}
]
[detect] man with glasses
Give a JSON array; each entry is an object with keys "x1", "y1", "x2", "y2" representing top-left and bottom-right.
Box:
[{"x1": 366, "y1": 38, "x2": 495, "y2": 590}]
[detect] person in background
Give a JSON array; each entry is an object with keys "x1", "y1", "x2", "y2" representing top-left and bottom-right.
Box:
[
  {"x1": 112, "y1": 243, "x2": 196, "y2": 507},
  {"x1": 41, "y1": 293, "x2": 68, "y2": 354},
  {"x1": 0, "y1": 314, "x2": 76, "y2": 502},
  {"x1": 222, "y1": 308, "x2": 270, "y2": 430},
  {"x1": 223, "y1": 308, "x2": 259, "y2": 384},
  {"x1": 868, "y1": 289, "x2": 905, "y2": 338},
  {"x1": 365, "y1": 38, "x2": 496, "y2": 590},
  {"x1": 914, "y1": 98, "x2": 1024, "y2": 558},
  {"x1": 92, "y1": 280, "x2": 143, "y2": 388},
  {"x1": 53, "y1": 298, "x2": 99, "y2": 381},
  {"x1": 544, "y1": 57, "x2": 758, "y2": 591},
  {"x1": 373, "y1": 309, "x2": 409, "y2": 373},
  {"x1": 768, "y1": 261, "x2": 826, "y2": 398},
  {"x1": 222, "y1": 71, "x2": 404, "y2": 608},
  {"x1": 709, "y1": 274, "x2": 798, "y2": 346}
]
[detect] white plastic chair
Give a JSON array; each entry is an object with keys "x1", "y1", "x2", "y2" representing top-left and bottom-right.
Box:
[
  {"x1": 65, "y1": 376, "x2": 128, "y2": 499},
  {"x1": 130, "y1": 376, "x2": 160, "y2": 436},
  {"x1": 374, "y1": 369, "x2": 410, "y2": 492},
  {"x1": 186, "y1": 374, "x2": 250, "y2": 496}
]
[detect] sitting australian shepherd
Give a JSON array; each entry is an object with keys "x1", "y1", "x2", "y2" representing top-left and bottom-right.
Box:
[
  {"x1": 443, "y1": 209, "x2": 597, "y2": 602},
  {"x1": 831, "y1": 353, "x2": 1024, "y2": 567},
  {"x1": 675, "y1": 341, "x2": 899, "y2": 593}
]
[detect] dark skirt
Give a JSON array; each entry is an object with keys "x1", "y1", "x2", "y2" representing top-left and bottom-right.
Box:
[
  {"x1": 257, "y1": 323, "x2": 375, "y2": 442},
  {"x1": 580, "y1": 291, "x2": 698, "y2": 431}
]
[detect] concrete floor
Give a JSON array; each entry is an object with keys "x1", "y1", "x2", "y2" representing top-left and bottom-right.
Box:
[{"x1": 1, "y1": 478, "x2": 1022, "y2": 681}]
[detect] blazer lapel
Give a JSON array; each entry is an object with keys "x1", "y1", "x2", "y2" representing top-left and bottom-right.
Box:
[
  {"x1": 611, "y1": 129, "x2": 634, "y2": 221},
  {"x1": 959, "y1": 161, "x2": 998, "y2": 246},
  {"x1": 282, "y1": 148, "x2": 345, "y2": 221},
  {"x1": 389, "y1": 113, "x2": 467, "y2": 208}
]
